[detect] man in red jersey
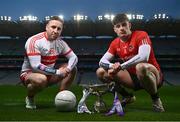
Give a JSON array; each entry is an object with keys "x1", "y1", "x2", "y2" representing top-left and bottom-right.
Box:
[
  {"x1": 20, "y1": 16, "x2": 78, "y2": 109},
  {"x1": 96, "y1": 13, "x2": 165, "y2": 112}
]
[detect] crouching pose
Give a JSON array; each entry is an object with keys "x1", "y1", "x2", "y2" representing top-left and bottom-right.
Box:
[
  {"x1": 20, "y1": 16, "x2": 78, "y2": 109},
  {"x1": 96, "y1": 13, "x2": 165, "y2": 112}
]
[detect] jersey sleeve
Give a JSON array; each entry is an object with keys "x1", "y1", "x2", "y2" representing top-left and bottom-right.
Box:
[
  {"x1": 136, "y1": 31, "x2": 152, "y2": 47},
  {"x1": 107, "y1": 40, "x2": 117, "y2": 56},
  {"x1": 25, "y1": 37, "x2": 41, "y2": 56},
  {"x1": 60, "y1": 40, "x2": 72, "y2": 56}
]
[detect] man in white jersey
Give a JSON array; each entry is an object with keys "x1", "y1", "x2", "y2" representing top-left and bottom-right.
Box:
[{"x1": 20, "y1": 16, "x2": 78, "y2": 109}]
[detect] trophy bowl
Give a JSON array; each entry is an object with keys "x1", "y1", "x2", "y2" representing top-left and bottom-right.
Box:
[
  {"x1": 80, "y1": 83, "x2": 110, "y2": 113},
  {"x1": 80, "y1": 83, "x2": 109, "y2": 93}
]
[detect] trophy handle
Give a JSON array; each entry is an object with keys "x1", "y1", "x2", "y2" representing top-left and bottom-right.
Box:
[
  {"x1": 77, "y1": 88, "x2": 92, "y2": 114},
  {"x1": 78, "y1": 89, "x2": 91, "y2": 106}
]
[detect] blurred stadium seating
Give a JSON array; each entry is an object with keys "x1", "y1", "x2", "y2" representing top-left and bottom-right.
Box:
[{"x1": 0, "y1": 18, "x2": 180, "y2": 72}]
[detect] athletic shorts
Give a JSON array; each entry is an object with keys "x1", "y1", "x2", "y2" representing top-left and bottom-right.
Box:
[
  {"x1": 20, "y1": 71, "x2": 52, "y2": 86},
  {"x1": 130, "y1": 71, "x2": 164, "y2": 91}
]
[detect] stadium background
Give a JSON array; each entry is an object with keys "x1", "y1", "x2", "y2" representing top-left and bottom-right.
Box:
[
  {"x1": 0, "y1": 14, "x2": 179, "y2": 85},
  {"x1": 0, "y1": 13, "x2": 180, "y2": 121}
]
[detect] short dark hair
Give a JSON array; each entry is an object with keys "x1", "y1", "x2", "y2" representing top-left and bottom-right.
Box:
[
  {"x1": 46, "y1": 16, "x2": 64, "y2": 25},
  {"x1": 112, "y1": 13, "x2": 129, "y2": 25}
]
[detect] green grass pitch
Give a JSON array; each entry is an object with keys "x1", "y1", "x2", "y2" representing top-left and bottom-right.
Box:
[{"x1": 0, "y1": 84, "x2": 180, "y2": 121}]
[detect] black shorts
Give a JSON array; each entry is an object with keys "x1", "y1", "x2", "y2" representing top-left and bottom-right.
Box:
[
  {"x1": 129, "y1": 73, "x2": 142, "y2": 91},
  {"x1": 130, "y1": 72, "x2": 164, "y2": 91}
]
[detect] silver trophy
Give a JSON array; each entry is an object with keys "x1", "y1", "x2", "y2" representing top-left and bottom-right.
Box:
[{"x1": 77, "y1": 83, "x2": 114, "y2": 113}]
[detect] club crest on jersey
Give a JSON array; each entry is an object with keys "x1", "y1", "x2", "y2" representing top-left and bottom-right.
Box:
[
  {"x1": 41, "y1": 48, "x2": 56, "y2": 56},
  {"x1": 49, "y1": 48, "x2": 56, "y2": 55},
  {"x1": 42, "y1": 48, "x2": 48, "y2": 52},
  {"x1": 128, "y1": 45, "x2": 134, "y2": 52}
]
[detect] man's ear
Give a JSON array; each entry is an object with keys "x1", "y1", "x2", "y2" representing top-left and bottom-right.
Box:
[
  {"x1": 129, "y1": 22, "x2": 131, "y2": 29},
  {"x1": 45, "y1": 25, "x2": 48, "y2": 31},
  {"x1": 113, "y1": 26, "x2": 117, "y2": 33}
]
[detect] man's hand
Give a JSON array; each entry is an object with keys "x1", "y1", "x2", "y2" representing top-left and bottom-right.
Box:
[
  {"x1": 56, "y1": 67, "x2": 70, "y2": 77},
  {"x1": 112, "y1": 62, "x2": 121, "y2": 70},
  {"x1": 108, "y1": 62, "x2": 121, "y2": 79}
]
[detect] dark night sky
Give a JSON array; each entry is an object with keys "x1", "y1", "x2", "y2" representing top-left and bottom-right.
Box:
[{"x1": 0, "y1": 0, "x2": 179, "y2": 20}]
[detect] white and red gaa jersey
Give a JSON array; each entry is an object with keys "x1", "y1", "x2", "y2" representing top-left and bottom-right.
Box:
[{"x1": 21, "y1": 32, "x2": 72, "y2": 72}]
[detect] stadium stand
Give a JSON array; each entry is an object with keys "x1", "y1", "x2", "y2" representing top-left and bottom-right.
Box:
[
  {"x1": 0, "y1": 18, "x2": 180, "y2": 84},
  {"x1": 0, "y1": 36, "x2": 179, "y2": 71}
]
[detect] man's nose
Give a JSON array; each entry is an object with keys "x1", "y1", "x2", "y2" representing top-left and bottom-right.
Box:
[
  {"x1": 54, "y1": 28, "x2": 58, "y2": 33},
  {"x1": 119, "y1": 25, "x2": 124, "y2": 30}
]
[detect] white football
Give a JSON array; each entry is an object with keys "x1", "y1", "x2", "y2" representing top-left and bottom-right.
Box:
[{"x1": 55, "y1": 90, "x2": 76, "y2": 111}]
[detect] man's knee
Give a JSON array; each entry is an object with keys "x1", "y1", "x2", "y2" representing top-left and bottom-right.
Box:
[
  {"x1": 136, "y1": 63, "x2": 158, "y2": 88},
  {"x1": 71, "y1": 66, "x2": 77, "y2": 74},
  {"x1": 96, "y1": 68, "x2": 111, "y2": 83},
  {"x1": 28, "y1": 74, "x2": 48, "y2": 88},
  {"x1": 96, "y1": 67, "x2": 106, "y2": 78},
  {"x1": 136, "y1": 63, "x2": 149, "y2": 79}
]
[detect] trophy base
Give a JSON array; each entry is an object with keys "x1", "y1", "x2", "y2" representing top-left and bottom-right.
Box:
[{"x1": 94, "y1": 100, "x2": 107, "y2": 113}]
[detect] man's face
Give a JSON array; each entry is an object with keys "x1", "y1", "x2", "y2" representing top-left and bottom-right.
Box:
[
  {"x1": 46, "y1": 20, "x2": 63, "y2": 41},
  {"x1": 113, "y1": 21, "x2": 131, "y2": 39}
]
